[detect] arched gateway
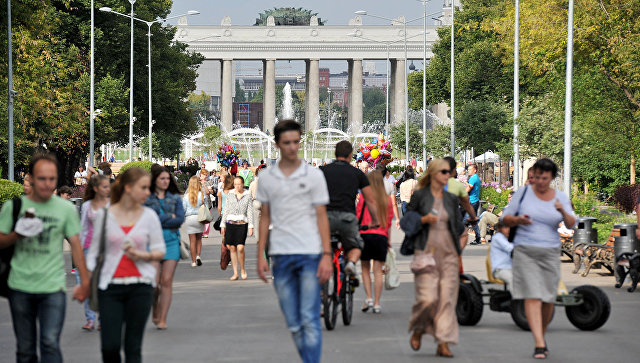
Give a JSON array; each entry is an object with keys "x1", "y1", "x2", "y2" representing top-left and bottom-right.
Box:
[{"x1": 175, "y1": 7, "x2": 452, "y2": 133}]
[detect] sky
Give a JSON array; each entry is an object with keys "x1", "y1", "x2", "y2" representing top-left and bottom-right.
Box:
[{"x1": 168, "y1": 0, "x2": 447, "y2": 74}]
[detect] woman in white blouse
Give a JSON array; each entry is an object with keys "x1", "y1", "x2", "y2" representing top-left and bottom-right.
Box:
[
  {"x1": 183, "y1": 176, "x2": 205, "y2": 267},
  {"x1": 221, "y1": 176, "x2": 254, "y2": 280},
  {"x1": 86, "y1": 167, "x2": 165, "y2": 363}
]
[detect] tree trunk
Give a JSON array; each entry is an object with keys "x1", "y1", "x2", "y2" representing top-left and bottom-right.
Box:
[
  {"x1": 55, "y1": 148, "x2": 82, "y2": 188},
  {"x1": 631, "y1": 157, "x2": 636, "y2": 185}
]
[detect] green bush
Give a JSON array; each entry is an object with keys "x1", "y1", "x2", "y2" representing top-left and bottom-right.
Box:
[
  {"x1": 479, "y1": 186, "x2": 512, "y2": 213},
  {"x1": 119, "y1": 160, "x2": 154, "y2": 174},
  {"x1": 0, "y1": 179, "x2": 25, "y2": 209}
]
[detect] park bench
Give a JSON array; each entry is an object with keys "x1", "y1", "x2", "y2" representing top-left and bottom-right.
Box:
[{"x1": 572, "y1": 229, "x2": 617, "y2": 277}]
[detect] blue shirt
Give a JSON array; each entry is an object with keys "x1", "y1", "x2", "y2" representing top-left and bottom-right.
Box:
[
  {"x1": 468, "y1": 174, "x2": 481, "y2": 204},
  {"x1": 490, "y1": 232, "x2": 513, "y2": 271}
]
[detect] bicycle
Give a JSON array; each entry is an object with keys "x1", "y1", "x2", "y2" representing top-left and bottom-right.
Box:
[{"x1": 322, "y1": 233, "x2": 359, "y2": 330}]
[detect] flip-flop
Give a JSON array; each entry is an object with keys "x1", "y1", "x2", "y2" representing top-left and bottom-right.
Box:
[{"x1": 533, "y1": 347, "x2": 547, "y2": 359}]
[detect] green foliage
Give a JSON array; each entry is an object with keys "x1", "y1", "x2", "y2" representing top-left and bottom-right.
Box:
[
  {"x1": 119, "y1": 161, "x2": 154, "y2": 174},
  {"x1": 479, "y1": 186, "x2": 512, "y2": 212},
  {"x1": 456, "y1": 100, "x2": 510, "y2": 154},
  {"x1": 0, "y1": 179, "x2": 25, "y2": 208},
  {"x1": 390, "y1": 123, "x2": 423, "y2": 157},
  {"x1": 235, "y1": 80, "x2": 246, "y2": 102},
  {"x1": 425, "y1": 125, "x2": 452, "y2": 158}
]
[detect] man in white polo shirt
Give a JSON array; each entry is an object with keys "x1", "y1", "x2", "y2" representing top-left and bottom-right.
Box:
[{"x1": 256, "y1": 120, "x2": 332, "y2": 363}]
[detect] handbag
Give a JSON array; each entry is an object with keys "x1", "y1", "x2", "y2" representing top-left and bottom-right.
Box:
[
  {"x1": 197, "y1": 204, "x2": 213, "y2": 223},
  {"x1": 384, "y1": 248, "x2": 400, "y2": 290},
  {"x1": 89, "y1": 208, "x2": 108, "y2": 311},
  {"x1": 507, "y1": 186, "x2": 529, "y2": 242},
  {"x1": 212, "y1": 216, "x2": 222, "y2": 231},
  {"x1": 220, "y1": 242, "x2": 231, "y2": 270},
  {"x1": 0, "y1": 197, "x2": 22, "y2": 298},
  {"x1": 410, "y1": 247, "x2": 437, "y2": 275}
]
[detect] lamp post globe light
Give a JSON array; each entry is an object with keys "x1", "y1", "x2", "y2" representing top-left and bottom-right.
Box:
[{"x1": 99, "y1": 5, "x2": 199, "y2": 161}]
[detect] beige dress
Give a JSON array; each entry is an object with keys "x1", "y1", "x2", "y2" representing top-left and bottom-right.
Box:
[{"x1": 409, "y1": 197, "x2": 460, "y2": 344}]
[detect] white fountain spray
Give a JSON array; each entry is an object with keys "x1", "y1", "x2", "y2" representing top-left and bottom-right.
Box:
[{"x1": 281, "y1": 82, "x2": 294, "y2": 120}]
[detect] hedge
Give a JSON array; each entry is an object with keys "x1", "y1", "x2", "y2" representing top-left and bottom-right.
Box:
[
  {"x1": 613, "y1": 184, "x2": 640, "y2": 213},
  {"x1": 0, "y1": 179, "x2": 24, "y2": 209},
  {"x1": 118, "y1": 160, "x2": 154, "y2": 174}
]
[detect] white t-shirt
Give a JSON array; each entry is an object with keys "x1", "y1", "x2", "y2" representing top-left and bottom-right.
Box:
[
  {"x1": 383, "y1": 180, "x2": 395, "y2": 196},
  {"x1": 256, "y1": 161, "x2": 329, "y2": 255},
  {"x1": 74, "y1": 171, "x2": 87, "y2": 178}
]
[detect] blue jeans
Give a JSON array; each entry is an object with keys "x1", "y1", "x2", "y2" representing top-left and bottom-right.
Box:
[
  {"x1": 271, "y1": 254, "x2": 322, "y2": 363},
  {"x1": 401, "y1": 201, "x2": 408, "y2": 215},
  {"x1": 464, "y1": 201, "x2": 482, "y2": 243},
  {"x1": 8, "y1": 289, "x2": 66, "y2": 363}
]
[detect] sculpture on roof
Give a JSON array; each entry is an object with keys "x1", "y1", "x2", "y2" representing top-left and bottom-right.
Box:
[{"x1": 255, "y1": 8, "x2": 325, "y2": 26}]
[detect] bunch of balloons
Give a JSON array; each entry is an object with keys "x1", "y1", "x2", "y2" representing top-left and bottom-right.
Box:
[
  {"x1": 216, "y1": 143, "x2": 241, "y2": 168},
  {"x1": 355, "y1": 133, "x2": 393, "y2": 167}
]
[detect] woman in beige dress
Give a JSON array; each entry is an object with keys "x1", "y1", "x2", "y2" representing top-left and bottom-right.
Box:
[{"x1": 406, "y1": 159, "x2": 465, "y2": 357}]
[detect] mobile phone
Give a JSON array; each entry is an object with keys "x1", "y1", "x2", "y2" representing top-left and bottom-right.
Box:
[
  {"x1": 431, "y1": 209, "x2": 439, "y2": 215},
  {"x1": 122, "y1": 241, "x2": 133, "y2": 251}
]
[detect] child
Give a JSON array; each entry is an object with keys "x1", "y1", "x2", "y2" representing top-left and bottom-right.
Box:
[{"x1": 490, "y1": 222, "x2": 514, "y2": 290}]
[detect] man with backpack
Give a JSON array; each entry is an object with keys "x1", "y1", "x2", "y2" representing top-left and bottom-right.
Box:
[{"x1": 0, "y1": 153, "x2": 90, "y2": 363}]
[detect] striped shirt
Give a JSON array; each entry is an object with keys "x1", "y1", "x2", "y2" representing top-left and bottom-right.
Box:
[{"x1": 221, "y1": 189, "x2": 254, "y2": 228}]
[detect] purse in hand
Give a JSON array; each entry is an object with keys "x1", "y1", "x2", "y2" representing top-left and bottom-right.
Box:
[
  {"x1": 197, "y1": 204, "x2": 213, "y2": 223},
  {"x1": 89, "y1": 208, "x2": 108, "y2": 311},
  {"x1": 410, "y1": 247, "x2": 436, "y2": 275},
  {"x1": 220, "y1": 241, "x2": 231, "y2": 270}
]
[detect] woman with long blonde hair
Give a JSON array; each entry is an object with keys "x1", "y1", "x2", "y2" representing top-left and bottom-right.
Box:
[
  {"x1": 182, "y1": 176, "x2": 205, "y2": 267},
  {"x1": 356, "y1": 170, "x2": 394, "y2": 313},
  {"x1": 406, "y1": 159, "x2": 465, "y2": 357}
]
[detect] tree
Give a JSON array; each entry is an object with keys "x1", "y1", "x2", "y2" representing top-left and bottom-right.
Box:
[
  {"x1": 390, "y1": 123, "x2": 422, "y2": 157},
  {"x1": 425, "y1": 125, "x2": 453, "y2": 158},
  {"x1": 235, "y1": 80, "x2": 246, "y2": 102},
  {"x1": 456, "y1": 100, "x2": 510, "y2": 153}
]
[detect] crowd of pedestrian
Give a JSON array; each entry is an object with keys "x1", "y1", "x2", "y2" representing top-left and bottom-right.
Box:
[{"x1": 0, "y1": 128, "x2": 579, "y2": 362}]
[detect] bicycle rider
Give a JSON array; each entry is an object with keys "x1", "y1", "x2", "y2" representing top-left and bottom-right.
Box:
[{"x1": 320, "y1": 141, "x2": 379, "y2": 276}]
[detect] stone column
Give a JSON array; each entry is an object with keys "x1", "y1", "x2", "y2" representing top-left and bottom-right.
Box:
[
  {"x1": 221, "y1": 59, "x2": 233, "y2": 132},
  {"x1": 389, "y1": 59, "x2": 398, "y2": 125},
  {"x1": 350, "y1": 59, "x2": 363, "y2": 134},
  {"x1": 304, "y1": 59, "x2": 320, "y2": 131},
  {"x1": 262, "y1": 59, "x2": 276, "y2": 133}
]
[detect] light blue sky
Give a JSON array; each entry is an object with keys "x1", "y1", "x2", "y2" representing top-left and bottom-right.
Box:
[{"x1": 169, "y1": 0, "x2": 447, "y2": 74}]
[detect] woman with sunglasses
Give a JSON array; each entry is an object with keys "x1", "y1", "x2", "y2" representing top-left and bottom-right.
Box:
[{"x1": 406, "y1": 159, "x2": 465, "y2": 357}]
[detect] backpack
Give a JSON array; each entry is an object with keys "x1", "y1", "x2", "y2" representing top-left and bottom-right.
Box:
[{"x1": 0, "y1": 197, "x2": 22, "y2": 298}]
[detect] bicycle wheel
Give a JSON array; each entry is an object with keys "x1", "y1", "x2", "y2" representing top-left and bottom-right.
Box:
[
  {"x1": 323, "y1": 268, "x2": 338, "y2": 330},
  {"x1": 341, "y1": 276, "x2": 354, "y2": 326}
]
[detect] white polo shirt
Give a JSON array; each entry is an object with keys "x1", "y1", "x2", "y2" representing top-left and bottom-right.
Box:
[{"x1": 256, "y1": 161, "x2": 329, "y2": 255}]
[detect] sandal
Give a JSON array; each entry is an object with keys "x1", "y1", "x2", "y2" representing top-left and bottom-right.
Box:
[
  {"x1": 81, "y1": 320, "x2": 95, "y2": 331},
  {"x1": 373, "y1": 305, "x2": 381, "y2": 314},
  {"x1": 533, "y1": 347, "x2": 547, "y2": 359},
  {"x1": 410, "y1": 332, "x2": 422, "y2": 351},
  {"x1": 361, "y1": 298, "x2": 373, "y2": 312}
]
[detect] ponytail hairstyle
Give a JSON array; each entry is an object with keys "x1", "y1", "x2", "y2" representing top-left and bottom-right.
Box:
[
  {"x1": 84, "y1": 174, "x2": 109, "y2": 201},
  {"x1": 110, "y1": 168, "x2": 150, "y2": 204},
  {"x1": 417, "y1": 159, "x2": 449, "y2": 190}
]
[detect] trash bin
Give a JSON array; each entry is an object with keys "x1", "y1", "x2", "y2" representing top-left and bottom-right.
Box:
[
  {"x1": 573, "y1": 217, "x2": 598, "y2": 244},
  {"x1": 613, "y1": 223, "x2": 639, "y2": 258}
]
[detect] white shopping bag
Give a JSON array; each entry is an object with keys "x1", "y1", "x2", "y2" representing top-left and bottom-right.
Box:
[{"x1": 384, "y1": 248, "x2": 401, "y2": 290}]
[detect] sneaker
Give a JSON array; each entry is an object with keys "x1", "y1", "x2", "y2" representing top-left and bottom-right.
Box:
[
  {"x1": 344, "y1": 261, "x2": 356, "y2": 275},
  {"x1": 191, "y1": 262, "x2": 197, "y2": 268},
  {"x1": 196, "y1": 256, "x2": 202, "y2": 266},
  {"x1": 362, "y1": 298, "x2": 373, "y2": 312},
  {"x1": 373, "y1": 305, "x2": 382, "y2": 314}
]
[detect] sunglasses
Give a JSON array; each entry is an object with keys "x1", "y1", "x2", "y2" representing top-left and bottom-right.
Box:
[{"x1": 439, "y1": 169, "x2": 451, "y2": 175}]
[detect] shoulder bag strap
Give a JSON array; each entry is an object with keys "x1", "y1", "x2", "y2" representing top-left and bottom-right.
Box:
[
  {"x1": 514, "y1": 185, "x2": 529, "y2": 217},
  {"x1": 11, "y1": 197, "x2": 22, "y2": 231},
  {"x1": 358, "y1": 199, "x2": 367, "y2": 226},
  {"x1": 98, "y1": 207, "x2": 108, "y2": 262}
]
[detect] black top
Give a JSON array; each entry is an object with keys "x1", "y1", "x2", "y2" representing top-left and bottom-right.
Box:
[{"x1": 321, "y1": 160, "x2": 370, "y2": 214}]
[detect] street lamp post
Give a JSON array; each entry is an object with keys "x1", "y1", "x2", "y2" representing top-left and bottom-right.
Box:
[
  {"x1": 89, "y1": 0, "x2": 96, "y2": 167},
  {"x1": 128, "y1": 0, "x2": 135, "y2": 162},
  {"x1": 450, "y1": 2, "x2": 455, "y2": 157},
  {"x1": 7, "y1": 0, "x2": 15, "y2": 180},
  {"x1": 420, "y1": 0, "x2": 427, "y2": 170},
  {"x1": 563, "y1": 0, "x2": 575, "y2": 194},
  {"x1": 513, "y1": 0, "x2": 520, "y2": 189},
  {"x1": 100, "y1": 7, "x2": 199, "y2": 161}
]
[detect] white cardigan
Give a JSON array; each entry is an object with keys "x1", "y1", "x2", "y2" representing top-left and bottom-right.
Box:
[{"x1": 86, "y1": 207, "x2": 166, "y2": 290}]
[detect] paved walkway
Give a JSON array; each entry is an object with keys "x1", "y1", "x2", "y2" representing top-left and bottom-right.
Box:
[{"x1": 1, "y1": 227, "x2": 639, "y2": 362}]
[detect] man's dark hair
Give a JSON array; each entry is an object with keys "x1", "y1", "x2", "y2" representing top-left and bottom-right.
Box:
[
  {"x1": 58, "y1": 186, "x2": 73, "y2": 195},
  {"x1": 532, "y1": 158, "x2": 558, "y2": 178},
  {"x1": 29, "y1": 152, "x2": 59, "y2": 175},
  {"x1": 274, "y1": 119, "x2": 302, "y2": 143},
  {"x1": 466, "y1": 163, "x2": 477, "y2": 171},
  {"x1": 443, "y1": 156, "x2": 456, "y2": 172},
  {"x1": 405, "y1": 165, "x2": 413, "y2": 173},
  {"x1": 335, "y1": 140, "x2": 353, "y2": 158}
]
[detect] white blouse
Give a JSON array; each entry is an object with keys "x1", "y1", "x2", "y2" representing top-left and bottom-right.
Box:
[{"x1": 86, "y1": 207, "x2": 166, "y2": 290}]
